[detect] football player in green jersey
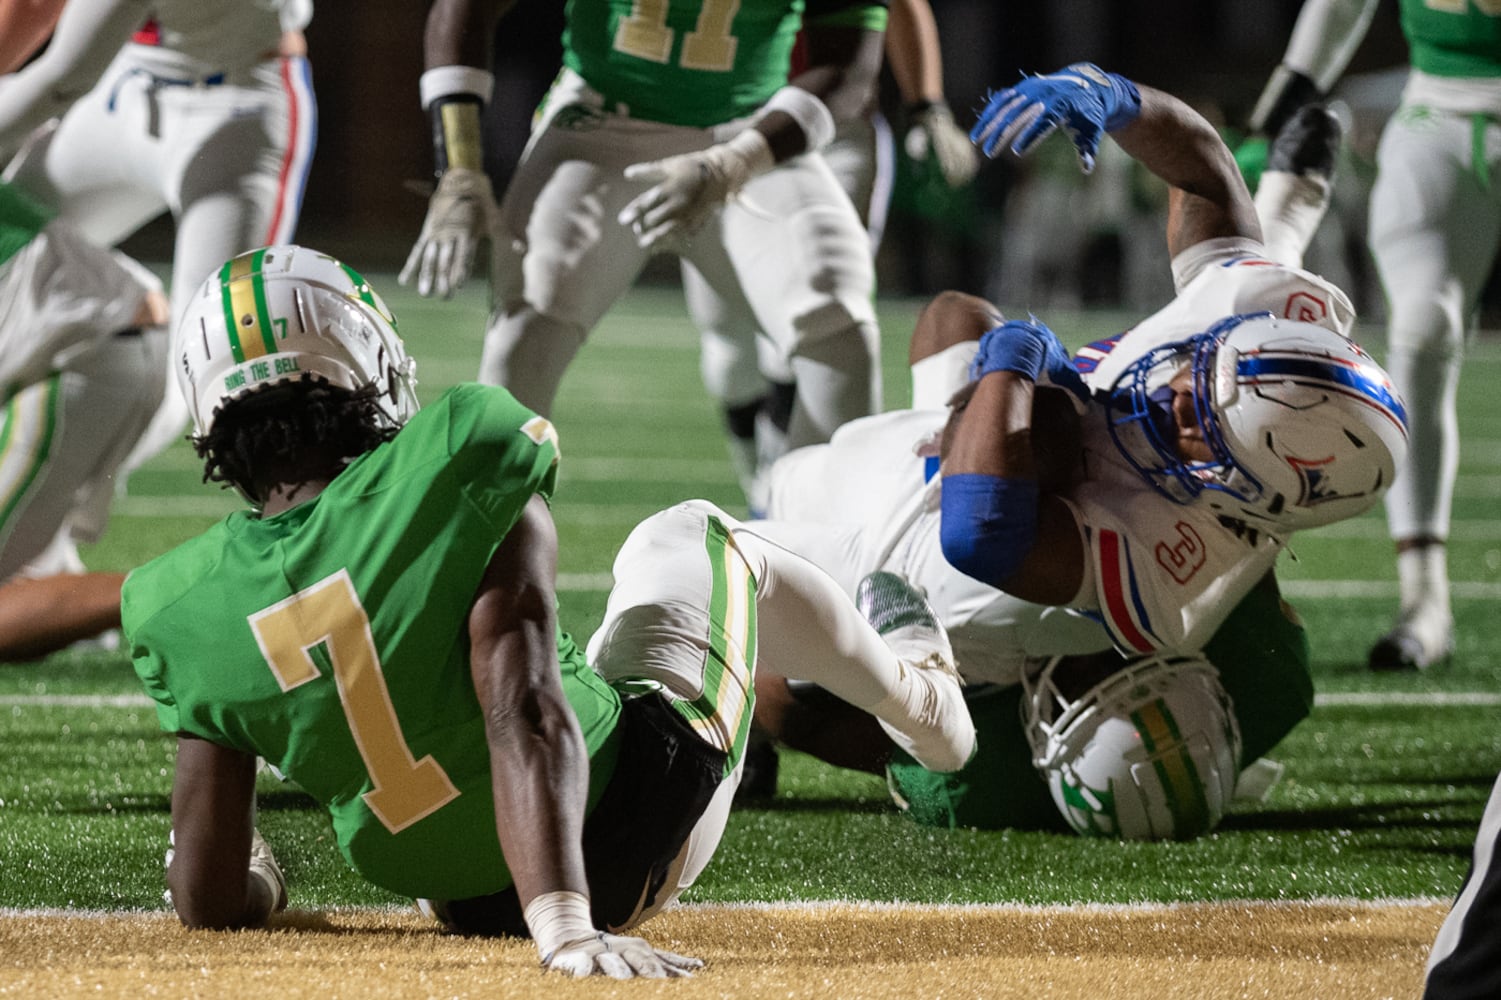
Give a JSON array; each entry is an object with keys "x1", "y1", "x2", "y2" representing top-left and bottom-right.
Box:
[
  {"x1": 124, "y1": 245, "x2": 973, "y2": 978},
  {"x1": 403, "y1": 0, "x2": 888, "y2": 514},
  {"x1": 1250, "y1": 0, "x2": 1501, "y2": 671},
  {"x1": 0, "y1": 180, "x2": 169, "y2": 661}
]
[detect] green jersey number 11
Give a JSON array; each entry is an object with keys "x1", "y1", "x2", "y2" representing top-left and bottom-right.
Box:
[{"x1": 615, "y1": 0, "x2": 741, "y2": 71}]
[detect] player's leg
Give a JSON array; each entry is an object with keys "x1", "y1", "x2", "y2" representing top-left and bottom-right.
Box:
[
  {"x1": 0, "y1": 332, "x2": 166, "y2": 659},
  {"x1": 1367, "y1": 111, "x2": 1501, "y2": 669},
  {"x1": 588, "y1": 501, "x2": 973, "y2": 774},
  {"x1": 681, "y1": 261, "x2": 778, "y2": 511},
  {"x1": 1424, "y1": 768, "x2": 1501, "y2": 998},
  {"x1": 586, "y1": 500, "x2": 972, "y2": 916},
  {"x1": 479, "y1": 82, "x2": 663, "y2": 413},
  {"x1": 710, "y1": 152, "x2": 881, "y2": 452},
  {"x1": 1252, "y1": 103, "x2": 1342, "y2": 268}
]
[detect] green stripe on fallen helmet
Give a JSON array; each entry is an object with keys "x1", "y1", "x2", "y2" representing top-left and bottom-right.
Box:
[{"x1": 218, "y1": 257, "x2": 245, "y2": 365}]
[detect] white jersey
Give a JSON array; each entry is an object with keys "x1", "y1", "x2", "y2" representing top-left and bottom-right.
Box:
[{"x1": 765, "y1": 240, "x2": 1357, "y2": 667}]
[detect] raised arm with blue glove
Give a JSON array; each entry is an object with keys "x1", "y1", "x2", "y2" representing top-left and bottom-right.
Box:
[{"x1": 970, "y1": 63, "x2": 1141, "y2": 172}]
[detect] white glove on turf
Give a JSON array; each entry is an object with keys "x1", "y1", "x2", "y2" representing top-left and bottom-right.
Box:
[
  {"x1": 618, "y1": 129, "x2": 775, "y2": 250},
  {"x1": 543, "y1": 931, "x2": 703, "y2": 979},
  {"x1": 400, "y1": 167, "x2": 497, "y2": 298}
]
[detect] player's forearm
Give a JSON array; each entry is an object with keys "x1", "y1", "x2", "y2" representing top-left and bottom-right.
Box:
[
  {"x1": 884, "y1": 0, "x2": 944, "y2": 108},
  {"x1": 0, "y1": 0, "x2": 143, "y2": 148},
  {"x1": 0, "y1": 0, "x2": 65, "y2": 73},
  {"x1": 1109, "y1": 86, "x2": 1262, "y2": 257},
  {"x1": 765, "y1": 25, "x2": 884, "y2": 160},
  {"x1": 483, "y1": 664, "x2": 593, "y2": 907},
  {"x1": 423, "y1": 0, "x2": 514, "y2": 70}
]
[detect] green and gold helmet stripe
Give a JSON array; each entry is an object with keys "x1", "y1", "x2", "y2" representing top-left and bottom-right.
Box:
[
  {"x1": 219, "y1": 249, "x2": 278, "y2": 364},
  {"x1": 338, "y1": 262, "x2": 396, "y2": 325},
  {"x1": 1132, "y1": 699, "x2": 1211, "y2": 838}
]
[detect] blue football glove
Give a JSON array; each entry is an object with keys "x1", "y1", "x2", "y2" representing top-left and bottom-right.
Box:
[
  {"x1": 970, "y1": 318, "x2": 1088, "y2": 408},
  {"x1": 970, "y1": 63, "x2": 1142, "y2": 173}
]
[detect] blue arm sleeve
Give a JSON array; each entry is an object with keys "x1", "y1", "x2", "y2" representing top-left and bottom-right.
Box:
[{"x1": 939, "y1": 473, "x2": 1040, "y2": 587}]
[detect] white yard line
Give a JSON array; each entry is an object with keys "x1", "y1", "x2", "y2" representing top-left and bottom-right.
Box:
[{"x1": 6, "y1": 690, "x2": 1496, "y2": 710}]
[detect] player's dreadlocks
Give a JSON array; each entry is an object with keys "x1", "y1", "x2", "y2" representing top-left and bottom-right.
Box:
[{"x1": 194, "y1": 377, "x2": 400, "y2": 507}]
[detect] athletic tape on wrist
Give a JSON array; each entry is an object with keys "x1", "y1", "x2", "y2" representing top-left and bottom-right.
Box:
[
  {"x1": 524, "y1": 890, "x2": 599, "y2": 960},
  {"x1": 758, "y1": 85, "x2": 837, "y2": 154},
  {"x1": 419, "y1": 66, "x2": 495, "y2": 109},
  {"x1": 428, "y1": 98, "x2": 485, "y2": 175}
]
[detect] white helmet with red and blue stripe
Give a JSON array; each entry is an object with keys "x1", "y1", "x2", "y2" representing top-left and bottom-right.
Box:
[{"x1": 1103, "y1": 313, "x2": 1408, "y2": 533}]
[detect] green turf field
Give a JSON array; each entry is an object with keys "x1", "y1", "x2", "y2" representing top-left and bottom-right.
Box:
[{"x1": 2, "y1": 283, "x2": 1497, "y2": 912}]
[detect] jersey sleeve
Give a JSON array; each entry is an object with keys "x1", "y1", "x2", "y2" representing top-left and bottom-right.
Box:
[
  {"x1": 436, "y1": 383, "x2": 562, "y2": 532},
  {"x1": 803, "y1": 0, "x2": 889, "y2": 30}
]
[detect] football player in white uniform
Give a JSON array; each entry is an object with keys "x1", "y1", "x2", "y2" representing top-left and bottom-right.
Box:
[
  {"x1": 1247, "y1": 0, "x2": 1501, "y2": 670},
  {"x1": 0, "y1": 179, "x2": 169, "y2": 660},
  {"x1": 743, "y1": 65, "x2": 1408, "y2": 839},
  {"x1": 686, "y1": 0, "x2": 980, "y2": 512},
  {"x1": 404, "y1": 0, "x2": 886, "y2": 505},
  {"x1": 0, "y1": 0, "x2": 316, "y2": 465}
]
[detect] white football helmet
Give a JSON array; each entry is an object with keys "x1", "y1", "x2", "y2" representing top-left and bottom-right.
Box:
[
  {"x1": 175, "y1": 245, "x2": 418, "y2": 436},
  {"x1": 1104, "y1": 313, "x2": 1408, "y2": 533},
  {"x1": 1022, "y1": 652, "x2": 1241, "y2": 840}
]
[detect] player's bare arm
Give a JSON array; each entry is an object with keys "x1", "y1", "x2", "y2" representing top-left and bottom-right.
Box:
[
  {"x1": 767, "y1": 24, "x2": 885, "y2": 160},
  {"x1": 166, "y1": 736, "x2": 285, "y2": 929},
  {"x1": 0, "y1": 0, "x2": 66, "y2": 73},
  {"x1": 940, "y1": 363, "x2": 1086, "y2": 607},
  {"x1": 1109, "y1": 86, "x2": 1262, "y2": 258},
  {"x1": 467, "y1": 495, "x2": 591, "y2": 912},
  {"x1": 422, "y1": 0, "x2": 515, "y2": 70}
]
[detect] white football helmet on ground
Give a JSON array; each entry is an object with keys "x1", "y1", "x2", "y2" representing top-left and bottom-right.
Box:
[
  {"x1": 175, "y1": 245, "x2": 418, "y2": 436},
  {"x1": 1022, "y1": 652, "x2": 1242, "y2": 840},
  {"x1": 1104, "y1": 313, "x2": 1408, "y2": 533}
]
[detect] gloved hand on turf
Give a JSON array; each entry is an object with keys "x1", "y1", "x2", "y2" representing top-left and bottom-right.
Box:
[
  {"x1": 400, "y1": 167, "x2": 497, "y2": 298},
  {"x1": 163, "y1": 827, "x2": 288, "y2": 921},
  {"x1": 618, "y1": 130, "x2": 775, "y2": 249},
  {"x1": 543, "y1": 932, "x2": 703, "y2": 979},
  {"x1": 248, "y1": 827, "x2": 289, "y2": 915},
  {"x1": 904, "y1": 101, "x2": 980, "y2": 188},
  {"x1": 970, "y1": 317, "x2": 1088, "y2": 410},
  {"x1": 970, "y1": 63, "x2": 1141, "y2": 173}
]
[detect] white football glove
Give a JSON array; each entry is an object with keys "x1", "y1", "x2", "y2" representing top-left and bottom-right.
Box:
[
  {"x1": 543, "y1": 931, "x2": 703, "y2": 979},
  {"x1": 399, "y1": 167, "x2": 497, "y2": 298},
  {"x1": 618, "y1": 129, "x2": 774, "y2": 250},
  {"x1": 248, "y1": 827, "x2": 289, "y2": 915},
  {"x1": 904, "y1": 102, "x2": 980, "y2": 188}
]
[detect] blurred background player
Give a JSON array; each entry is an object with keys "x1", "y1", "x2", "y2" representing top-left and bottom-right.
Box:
[
  {"x1": 744, "y1": 65, "x2": 1406, "y2": 839},
  {"x1": 0, "y1": 179, "x2": 168, "y2": 661},
  {"x1": 687, "y1": 0, "x2": 980, "y2": 511},
  {"x1": 0, "y1": 0, "x2": 317, "y2": 465},
  {"x1": 403, "y1": 0, "x2": 887, "y2": 505},
  {"x1": 125, "y1": 246, "x2": 972, "y2": 976},
  {"x1": 1247, "y1": 0, "x2": 1500, "y2": 671}
]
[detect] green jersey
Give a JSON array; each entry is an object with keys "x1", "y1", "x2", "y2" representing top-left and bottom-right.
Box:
[
  {"x1": 561, "y1": 0, "x2": 888, "y2": 127},
  {"x1": 0, "y1": 182, "x2": 51, "y2": 269},
  {"x1": 1402, "y1": 0, "x2": 1501, "y2": 78},
  {"x1": 124, "y1": 384, "x2": 623, "y2": 901}
]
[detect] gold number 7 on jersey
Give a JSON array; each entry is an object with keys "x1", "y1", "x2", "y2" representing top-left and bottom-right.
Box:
[{"x1": 248, "y1": 569, "x2": 460, "y2": 834}]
